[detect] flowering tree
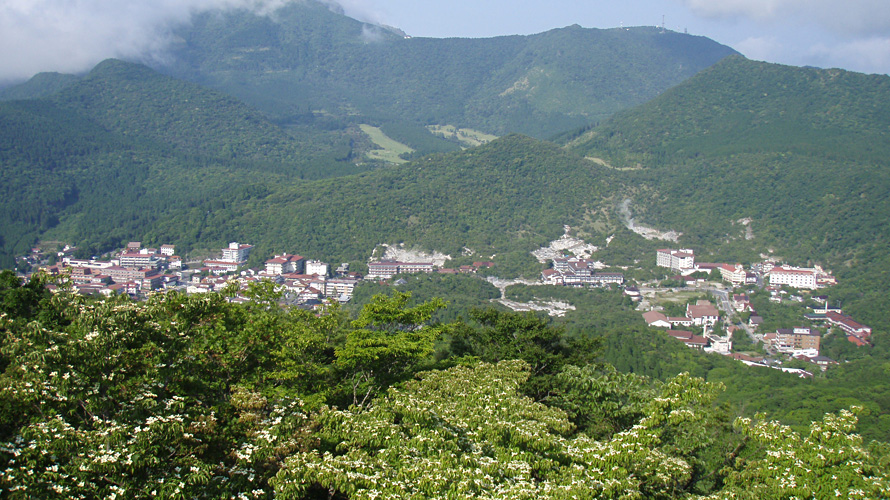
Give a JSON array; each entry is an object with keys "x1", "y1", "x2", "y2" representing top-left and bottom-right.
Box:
[
  {"x1": 707, "y1": 407, "x2": 890, "y2": 499},
  {"x1": 0, "y1": 288, "x2": 314, "y2": 498},
  {"x1": 272, "y1": 360, "x2": 721, "y2": 499},
  {"x1": 0, "y1": 280, "x2": 887, "y2": 499}
]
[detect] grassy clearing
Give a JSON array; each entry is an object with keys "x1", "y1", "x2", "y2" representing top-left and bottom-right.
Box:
[
  {"x1": 359, "y1": 124, "x2": 414, "y2": 164},
  {"x1": 585, "y1": 157, "x2": 642, "y2": 171},
  {"x1": 427, "y1": 125, "x2": 498, "y2": 148}
]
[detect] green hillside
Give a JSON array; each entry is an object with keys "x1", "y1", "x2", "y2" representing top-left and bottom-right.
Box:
[
  {"x1": 567, "y1": 55, "x2": 890, "y2": 327},
  {"x1": 0, "y1": 58, "x2": 625, "y2": 274},
  {"x1": 67, "y1": 134, "x2": 620, "y2": 277},
  {"x1": 0, "y1": 71, "x2": 80, "y2": 100},
  {"x1": 162, "y1": 0, "x2": 738, "y2": 138},
  {"x1": 0, "y1": 59, "x2": 374, "y2": 268}
]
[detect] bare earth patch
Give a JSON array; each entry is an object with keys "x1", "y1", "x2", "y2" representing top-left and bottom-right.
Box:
[
  {"x1": 484, "y1": 277, "x2": 574, "y2": 317},
  {"x1": 495, "y1": 298, "x2": 576, "y2": 317},
  {"x1": 619, "y1": 199, "x2": 681, "y2": 242},
  {"x1": 372, "y1": 243, "x2": 451, "y2": 267},
  {"x1": 532, "y1": 225, "x2": 601, "y2": 263}
]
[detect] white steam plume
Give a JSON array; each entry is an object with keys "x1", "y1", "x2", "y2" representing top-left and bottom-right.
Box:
[{"x1": 0, "y1": 0, "x2": 293, "y2": 84}]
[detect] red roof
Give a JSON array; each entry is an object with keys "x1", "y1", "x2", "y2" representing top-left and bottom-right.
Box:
[{"x1": 771, "y1": 266, "x2": 815, "y2": 275}]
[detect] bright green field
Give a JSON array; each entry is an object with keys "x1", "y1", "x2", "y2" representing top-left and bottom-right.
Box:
[
  {"x1": 427, "y1": 125, "x2": 498, "y2": 148},
  {"x1": 360, "y1": 124, "x2": 414, "y2": 164}
]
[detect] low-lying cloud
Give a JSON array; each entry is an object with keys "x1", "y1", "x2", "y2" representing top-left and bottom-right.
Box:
[
  {"x1": 680, "y1": 0, "x2": 890, "y2": 37},
  {"x1": 0, "y1": 0, "x2": 293, "y2": 84}
]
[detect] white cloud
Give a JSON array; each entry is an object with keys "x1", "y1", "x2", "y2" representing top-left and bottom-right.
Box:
[
  {"x1": 805, "y1": 37, "x2": 890, "y2": 74},
  {"x1": 323, "y1": 0, "x2": 385, "y2": 25},
  {"x1": 679, "y1": 0, "x2": 890, "y2": 37},
  {"x1": 734, "y1": 36, "x2": 782, "y2": 62},
  {"x1": 0, "y1": 0, "x2": 293, "y2": 84},
  {"x1": 681, "y1": 0, "x2": 786, "y2": 21}
]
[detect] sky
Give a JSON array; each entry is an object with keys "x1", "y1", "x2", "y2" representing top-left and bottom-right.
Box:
[{"x1": 2, "y1": 0, "x2": 890, "y2": 85}]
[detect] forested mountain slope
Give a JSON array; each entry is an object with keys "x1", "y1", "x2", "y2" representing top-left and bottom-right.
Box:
[
  {"x1": 0, "y1": 71, "x2": 80, "y2": 100},
  {"x1": 161, "y1": 0, "x2": 738, "y2": 138},
  {"x1": 68, "y1": 134, "x2": 620, "y2": 276},
  {"x1": 0, "y1": 60, "x2": 367, "y2": 268},
  {"x1": 567, "y1": 55, "x2": 890, "y2": 328}
]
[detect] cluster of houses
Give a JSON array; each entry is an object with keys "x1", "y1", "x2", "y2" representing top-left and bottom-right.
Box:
[
  {"x1": 541, "y1": 257, "x2": 625, "y2": 287},
  {"x1": 656, "y1": 248, "x2": 836, "y2": 289},
  {"x1": 41, "y1": 241, "x2": 184, "y2": 296},
  {"x1": 646, "y1": 249, "x2": 874, "y2": 374},
  {"x1": 34, "y1": 240, "x2": 505, "y2": 307},
  {"x1": 37, "y1": 241, "x2": 362, "y2": 306},
  {"x1": 641, "y1": 300, "x2": 727, "y2": 353}
]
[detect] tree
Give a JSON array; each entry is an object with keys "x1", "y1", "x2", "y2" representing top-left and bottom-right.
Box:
[
  {"x1": 334, "y1": 291, "x2": 447, "y2": 408},
  {"x1": 272, "y1": 361, "x2": 723, "y2": 500},
  {"x1": 449, "y1": 308, "x2": 601, "y2": 400},
  {"x1": 711, "y1": 407, "x2": 890, "y2": 499}
]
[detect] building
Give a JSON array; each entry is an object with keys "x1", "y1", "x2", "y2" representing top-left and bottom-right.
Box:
[
  {"x1": 325, "y1": 278, "x2": 360, "y2": 302},
  {"x1": 264, "y1": 254, "x2": 305, "y2": 275},
  {"x1": 367, "y1": 261, "x2": 434, "y2": 279},
  {"x1": 825, "y1": 311, "x2": 872, "y2": 345},
  {"x1": 718, "y1": 264, "x2": 747, "y2": 286},
  {"x1": 686, "y1": 300, "x2": 720, "y2": 327},
  {"x1": 118, "y1": 252, "x2": 159, "y2": 270},
  {"x1": 202, "y1": 260, "x2": 241, "y2": 273},
  {"x1": 771, "y1": 327, "x2": 821, "y2": 353},
  {"x1": 656, "y1": 249, "x2": 695, "y2": 271},
  {"x1": 642, "y1": 311, "x2": 671, "y2": 328},
  {"x1": 160, "y1": 244, "x2": 176, "y2": 256},
  {"x1": 666, "y1": 330, "x2": 709, "y2": 350},
  {"x1": 732, "y1": 294, "x2": 752, "y2": 312},
  {"x1": 768, "y1": 266, "x2": 818, "y2": 290},
  {"x1": 220, "y1": 242, "x2": 253, "y2": 264},
  {"x1": 305, "y1": 260, "x2": 329, "y2": 277},
  {"x1": 545, "y1": 258, "x2": 623, "y2": 286}
]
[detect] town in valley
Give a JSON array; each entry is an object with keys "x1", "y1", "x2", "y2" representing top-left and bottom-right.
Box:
[{"x1": 16, "y1": 239, "x2": 872, "y2": 378}]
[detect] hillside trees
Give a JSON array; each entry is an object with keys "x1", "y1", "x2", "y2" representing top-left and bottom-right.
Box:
[
  {"x1": 273, "y1": 361, "x2": 723, "y2": 500},
  {"x1": 0, "y1": 284, "x2": 888, "y2": 498}
]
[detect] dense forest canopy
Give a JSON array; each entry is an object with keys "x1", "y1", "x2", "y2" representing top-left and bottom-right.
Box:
[
  {"x1": 158, "y1": 0, "x2": 737, "y2": 138},
  {"x1": 1, "y1": 274, "x2": 887, "y2": 498},
  {"x1": 565, "y1": 55, "x2": 890, "y2": 331}
]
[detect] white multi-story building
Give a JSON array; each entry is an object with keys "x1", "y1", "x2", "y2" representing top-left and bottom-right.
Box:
[
  {"x1": 686, "y1": 300, "x2": 720, "y2": 327},
  {"x1": 656, "y1": 249, "x2": 695, "y2": 271},
  {"x1": 264, "y1": 254, "x2": 304, "y2": 275},
  {"x1": 118, "y1": 252, "x2": 159, "y2": 270},
  {"x1": 305, "y1": 260, "x2": 329, "y2": 277},
  {"x1": 544, "y1": 258, "x2": 623, "y2": 286},
  {"x1": 326, "y1": 278, "x2": 360, "y2": 301},
  {"x1": 768, "y1": 266, "x2": 817, "y2": 290},
  {"x1": 718, "y1": 264, "x2": 747, "y2": 286},
  {"x1": 367, "y1": 261, "x2": 434, "y2": 279},
  {"x1": 221, "y1": 242, "x2": 253, "y2": 264}
]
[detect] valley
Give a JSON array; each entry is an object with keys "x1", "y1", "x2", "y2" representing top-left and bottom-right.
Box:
[{"x1": 1, "y1": 1, "x2": 889, "y2": 497}]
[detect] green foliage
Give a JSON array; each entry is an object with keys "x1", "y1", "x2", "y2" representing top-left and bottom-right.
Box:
[
  {"x1": 350, "y1": 273, "x2": 501, "y2": 323},
  {"x1": 0, "y1": 72, "x2": 80, "y2": 100},
  {"x1": 712, "y1": 408, "x2": 890, "y2": 499},
  {"x1": 0, "y1": 282, "x2": 887, "y2": 498},
  {"x1": 0, "y1": 59, "x2": 372, "y2": 266},
  {"x1": 273, "y1": 360, "x2": 726, "y2": 500},
  {"x1": 335, "y1": 292, "x2": 447, "y2": 408},
  {"x1": 449, "y1": 308, "x2": 601, "y2": 400}
]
